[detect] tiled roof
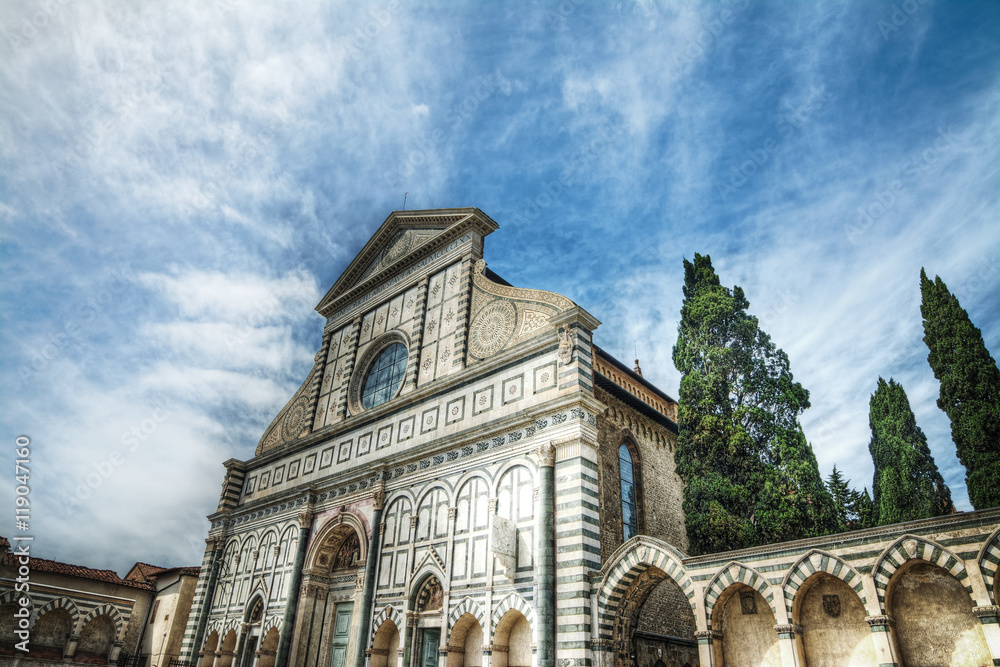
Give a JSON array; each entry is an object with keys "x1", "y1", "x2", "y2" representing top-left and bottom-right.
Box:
[
  {"x1": 0, "y1": 545, "x2": 153, "y2": 591},
  {"x1": 126, "y1": 562, "x2": 170, "y2": 583}
]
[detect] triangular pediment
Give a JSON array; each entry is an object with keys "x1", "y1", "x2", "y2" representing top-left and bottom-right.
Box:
[{"x1": 315, "y1": 208, "x2": 498, "y2": 318}]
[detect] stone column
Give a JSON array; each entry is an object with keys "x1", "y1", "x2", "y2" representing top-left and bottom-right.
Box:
[
  {"x1": 275, "y1": 508, "x2": 314, "y2": 667},
  {"x1": 865, "y1": 615, "x2": 900, "y2": 667},
  {"x1": 535, "y1": 444, "x2": 556, "y2": 667},
  {"x1": 694, "y1": 630, "x2": 721, "y2": 667},
  {"x1": 973, "y1": 606, "x2": 1000, "y2": 662},
  {"x1": 773, "y1": 624, "x2": 802, "y2": 667},
  {"x1": 354, "y1": 489, "x2": 387, "y2": 667},
  {"x1": 64, "y1": 634, "x2": 80, "y2": 662}
]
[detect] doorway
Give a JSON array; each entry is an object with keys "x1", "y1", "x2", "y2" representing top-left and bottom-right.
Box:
[
  {"x1": 329, "y1": 603, "x2": 354, "y2": 667},
  {"x1": 419, "y1": 629, "x2": 440, "y2": 667}
]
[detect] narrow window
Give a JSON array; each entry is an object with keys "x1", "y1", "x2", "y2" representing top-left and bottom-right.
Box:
[{"x1": 619, "y1": 444, "x2": 638, "y2": 540}]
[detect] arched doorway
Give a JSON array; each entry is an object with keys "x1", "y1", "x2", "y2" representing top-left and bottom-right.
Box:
[
  {"x1": 889, "y1": 561, "x2": 991, "y2": 666},
  {"x1": 793, "y1": 573, "x2": 874, "y2": 666},
  {"x1": 411, "y1": 575, "x2": 444, "y2": 667},
  {"x1": 713, "y1": 585, "x2": 780, "y2": 667},
  {"x1": 305, "y1": 519, "x2": 364, "y2": 667},
  {"x1": 447, "y1": 613, "x2": 483, "y2": 667},
  {"x1": 492, "y1": 610, "x2": 531, "y2": 667}
]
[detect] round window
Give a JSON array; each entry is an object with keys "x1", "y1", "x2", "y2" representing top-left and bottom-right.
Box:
[{"x1": 361, "y1": 342, "x2": 408, "y2": 409}]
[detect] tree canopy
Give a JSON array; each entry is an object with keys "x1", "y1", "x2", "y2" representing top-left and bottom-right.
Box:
[
  {"x1": 920, "y1": 269, "x2": 1000, "y2": 510},
  {"x1": 673, "y1": 254, "x2": 837, "y2": 554}
]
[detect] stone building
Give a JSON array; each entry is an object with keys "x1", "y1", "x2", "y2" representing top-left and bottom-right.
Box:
[
  {"x1": 0, "y1": 538, "x2": 199, "y2": 667},
  {"x1": 178, "y1": 208, "x2": 1000, "y2": 667}
]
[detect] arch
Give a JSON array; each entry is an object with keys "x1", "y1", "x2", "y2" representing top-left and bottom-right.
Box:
[
  {"x1": 370, "y1": 619, "x2": 400, "y2": 667},
  {"x1": 492, "y1": 609, "x2": 531, "y2": 667},
  {"x1": 890, "y1": 560, "x2": 991, "y2": 666},
  {"x1": 80, "y1": 604, "x2": 124, "y2": 638},
  {"x1": 414, "y1": 481, "x2": 456, "y2": 510},
  {"x1": 35, "y1": 596, "x2": 82, "y2": 632},
  {"x1": 199, "y1": 630, "x2": 220, "y2": 667},
  {"x1": 705, "y1": 561, "x2": 778, "y2": 620},
  {"x1": 595, "y1": 536, "x2": 696, "y2": 648},
  {"x1": 28, "y1": 607, "x2": 73, "y2": 658},
  {"x1": 978, "y1": 526, "x2": 1000, "y2": 604},
  {"x1": 370, "y1": 605, "x2": 405, "y2": 641},
  {"x1": 77, "y1": 614, "x2": 117, "y2": 663},
  {"x1": 256, "y1": 627, "x2": 279, "y2": 667},
  {"x1": 490, "y1": 592, "x2": 535, "y2": 637},
  {"x1": 449, "y1": 597, "x2": 486, "y2": 630},
  {"x1": 491, "y1": 460, "x2": 537, "y2": 498},
  {"x1": 794, "y1": 572, "x2": 876, "y2": 667},
  {"x1": 216, "y1": 629, "x2": 238, "y2": 667},
  {"x1": 447, "y1": 613, "x2": 483, "y2": 667},
  {"x1": 782, "y1": 549, "x2": 866, "y2": 617},
  {"x1": 454, "y1": 469, "x2": 494, "y2": 494},
  {"x1": 874, "y1": 534, "x2": 975, "y2": 611},
  {"x1": 306, "y1": 511, "x2": 368, "y2": 571}
]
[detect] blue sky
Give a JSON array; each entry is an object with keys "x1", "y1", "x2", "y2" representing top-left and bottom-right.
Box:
[{"x1": 1, "y1": 0, "x2": 997, "y2": 574}]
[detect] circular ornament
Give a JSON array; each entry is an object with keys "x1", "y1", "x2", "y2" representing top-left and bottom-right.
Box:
[
  {"x1": 282, "y1": 396, "x2": 310, "y2": 442},
  {"x1": 469, "y1": 300, "x2": 516, "y2": 358}
]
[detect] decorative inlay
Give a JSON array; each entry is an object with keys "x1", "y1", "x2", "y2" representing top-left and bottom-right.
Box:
[
  {"x1": 380, "y1": 232, "x2": 412, "y2": 268},
  {"x1": 469, "y1": 300, "x2": 516, "y2": 358},
  {"x1": 281, "y1": 396, "x2": 310, "y2": 442}
]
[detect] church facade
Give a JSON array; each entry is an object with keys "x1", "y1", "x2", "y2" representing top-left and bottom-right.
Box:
[{"x1": 177, "y1": 208, "x2": 1000, "y2": 667}]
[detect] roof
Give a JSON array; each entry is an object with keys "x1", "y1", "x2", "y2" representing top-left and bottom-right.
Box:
[
  {"x1": 0, "y1": 549, "x2": 154, "y2": 591},
  {"x1": 125, "y1": 562, "x2": 170, "y2": 584}
]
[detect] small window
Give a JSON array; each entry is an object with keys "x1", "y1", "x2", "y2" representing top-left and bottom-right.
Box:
[
  {"x1": 620, "y1": 444, "x2": 638, "y2": 541},
  {"x1": 361, "y1": 342, "x2": 408, "y2": 409}
]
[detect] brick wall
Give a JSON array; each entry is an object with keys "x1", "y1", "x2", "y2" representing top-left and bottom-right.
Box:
[{"x1": 596, "y1": 389, "x2": 688, "y2": 563}]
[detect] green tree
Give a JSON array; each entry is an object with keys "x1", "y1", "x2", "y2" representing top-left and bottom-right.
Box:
[
  {"x1": 868, "y1": 377, "x2": 953, "y2": 524},
  {"x1": 826, "y1": 465, "x2": 875, "y2": 531},
  {"x1": 920, "y1": 269, "x2": 1000, "y2": 509},
  {"x1": 673, "y1": 254, "x2": 837, "y2": 554}
]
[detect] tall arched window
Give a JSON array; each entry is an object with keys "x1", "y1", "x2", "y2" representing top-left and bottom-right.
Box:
[{"x1": 619, "y1": 444, "x2": 638, "y2": 541}]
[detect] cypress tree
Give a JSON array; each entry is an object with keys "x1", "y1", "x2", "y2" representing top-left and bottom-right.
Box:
[
  {"x1": 920, "y1": 269, "x2": 1000, "y2": 509},
  {"x1": 868, "y1": 377, "x2": 953, "y2": 524},
  {"x1": 673, "y1": 254, "x2": 837, "y2": 554}
]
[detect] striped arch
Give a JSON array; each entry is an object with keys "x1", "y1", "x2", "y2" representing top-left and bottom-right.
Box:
[
  {"x1": 262, "y1": 611, "x2": 282, "y2": 635},
  {"x1": 490, "y1": 592, "x2": 535, "y2": 638},
  {"x1": 873, "y1": 534, "x2": 974, "y2": 611},
  {"x1": 81, "y1": 604, "x2": 125, "y2": 638},
  {"x1": 449, "y1": 596, "x2": 486, "y2": 629},
  {"x1": 978, "y1": 527, "x2": 1000, "y2": 605},
  {"x1": 35, "y1": 597, "x2": 82, "y2": 631},
  {"x1": 595, "y1": 536, "x2": 696, "y2": 640},
  {"x1": 782, "y1": 550, "x2": 866, "y2": 617},
  {"x1": 704, "y1": 562, "x2": 778, "y2": 620},
  {"x1": 370, "y1": 605, "x2": 404, "y2": 641},
  {"x1": 0, "y1": 590, "x2": 18, "y2": 605}
]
